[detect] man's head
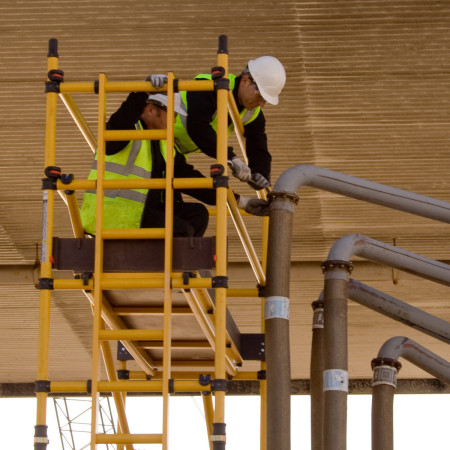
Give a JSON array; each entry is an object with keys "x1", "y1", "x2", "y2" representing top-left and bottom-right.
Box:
[
  {"x1": 141, "y1": 93, "x2": 187, "y2": 129},
  {"x1": 238, "y1": 56, "x2": 286, "y2": 109}
]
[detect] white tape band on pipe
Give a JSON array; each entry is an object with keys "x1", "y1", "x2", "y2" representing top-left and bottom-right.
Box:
[
  {"x1": 372, "y1": 365, "x2": 397, "y2": 388},
  {"x1": 313, "y1": 308, "x2": 324, "y2": 329},
  {"x1": 265, "y1": 296, "x2": 290, "y2": 320},
  {"x1": 323, "y1": 369, "x2": 349, "y2": 392}
]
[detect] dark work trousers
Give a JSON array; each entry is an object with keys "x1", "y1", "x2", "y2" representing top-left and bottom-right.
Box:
[{"x1": 140, "y1": 201, "x2": 209, "y2": 237}]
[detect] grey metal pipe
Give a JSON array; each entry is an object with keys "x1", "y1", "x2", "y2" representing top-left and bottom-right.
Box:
[
  {"x1": 348, "y1": 279, "x2": 450, "y2": 344},
  {"x1": 322, "y1": 263, "x2": 351, "y2": 450},
  {"x1": 265, "y1": 195, "x2": 296, "y2": 450},
  {"x1": 273, "y1": 165, "x2": 450, "y2": 224},
  {"x1": 329, "y1": 234, "x2": 450, "y2": 286},
  {"x1": 311, "y1": 279, "x2": 450, "y2": 449},
  {"x1": 371, "y1": 367, "x2": 397, "y2": 450},
  {"x1": 265, "y1": 165, "x2": 450, "y2": 448},
  {"x1": 377, "y1": 336, "x2": 450, "y2": 383},
  {"x1": 372, "y1": 337, "x2": 450, "y2": 450},
  {"x1": 322, "y1": 235, "x2": 450, "y2": 449}
]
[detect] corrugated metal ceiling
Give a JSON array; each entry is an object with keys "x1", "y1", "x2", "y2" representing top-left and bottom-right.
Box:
[{"x1": 0, "y1": 0, "x2": 449, "y2": 386}]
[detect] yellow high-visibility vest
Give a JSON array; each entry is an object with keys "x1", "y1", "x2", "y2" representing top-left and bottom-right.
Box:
[
  {"x1": 174, "y1": 73, "x2": 260, "y2": 155},
  {"x1": 80, "y1": 121, "x2": 167, "y2": 235}
]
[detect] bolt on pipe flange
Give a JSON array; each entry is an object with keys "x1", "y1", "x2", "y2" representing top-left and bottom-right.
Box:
[
  {"x1": 321, "y1": 259, "x2": 354, "y2": 274},
  {"x1": 267, "y1": 190, "x2": 300, "y2": 204},
  {"x1": 371, "y1": 357, "x2": 402, "y2": 372},
  {"x1": 311, "y1": 299, "x2": 324, "y2": 310}
]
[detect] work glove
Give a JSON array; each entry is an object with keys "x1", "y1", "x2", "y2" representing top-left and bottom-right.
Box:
[
  {"x1": 247, "y1": 173, "x2": 270, "y2": 190},
  {"x1": 145, "y1": 74, "x2": 168, "y2": 89},
  {"x1": 228, "y1": 156, "x2": 252, "y2": 182},
  {"x1": 237, "y1": 196, "x2": 270, "y2": 216}
]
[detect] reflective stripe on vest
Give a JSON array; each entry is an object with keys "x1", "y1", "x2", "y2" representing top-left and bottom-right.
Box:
[
  {"x1": 174, "y1": 73, "x2": 261, "y2": 155},
  {"x1": 80, "y1": 122, "x2": 167, "y2": 234}
]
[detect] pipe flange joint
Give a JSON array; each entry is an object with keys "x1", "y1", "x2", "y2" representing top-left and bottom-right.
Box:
[
  {"x1": 321, "y1": 259, "x2": 354, "y2": 274},
  {"x1": 311, "y1": 299, "x2": 324, "y2": 310},
  {"x1": 371, "y1": 357, "x2": 402, "y2": 372},
  {"x1": 267, "y1": 190, "x2": 300, "y2": 204},
  {"x1": 372, "y1": 358, "x2": 401, "y2": 388},
  {"x1": 211, "y1": 379, "x2": 228, "y2": 392}
]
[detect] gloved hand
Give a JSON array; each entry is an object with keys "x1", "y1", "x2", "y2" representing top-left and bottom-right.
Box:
[
  {"x1": 228, "y1": 157, "x2": 252, "y2": 182},
  {"x1": 237, "y1": 196, "x2": 270, "y2": 216},
  {"x1": 247, "y1": 173, "x2": 270, "y2": 190},
  {"x1": 145, "y1": 74, "x2": 168, "y2": 89}
]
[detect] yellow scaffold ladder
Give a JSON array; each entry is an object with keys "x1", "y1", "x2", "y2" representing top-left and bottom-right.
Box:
[{"x1": 36, "y1": 36, "x2": 237, "y2": 450}]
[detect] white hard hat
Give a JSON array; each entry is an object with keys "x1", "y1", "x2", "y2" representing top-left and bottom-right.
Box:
[
  {"x1": 147, "y1": 93, "x2": 187, "y2": 116},
  {"x1": 248, "y1": 56, "x2": 286, "y2": 105}
]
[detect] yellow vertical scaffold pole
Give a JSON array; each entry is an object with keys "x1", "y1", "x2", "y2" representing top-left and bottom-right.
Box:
[
  {"x1": 90, "y1": 72, "x2": 108, "y2": 449},
  {"x1": 212, "y1": 35, "x2": 229, "y2": 450},
  {"x1": 162, "y1": 72, "x2": 176, "y2": 450},
  {"x1": 35, "y1": 38, "x2": 60, "y2": 450}
]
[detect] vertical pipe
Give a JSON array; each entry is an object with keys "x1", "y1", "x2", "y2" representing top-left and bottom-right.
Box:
[
  {"x1": 259, "y1": 217, "x2": 269, "y2": 450},
  {"x1": 371, "y1": 362, "x2": 399, "y2": 450},
  {"x1": 213, "y1": 34, "x2": 229, "y2": 450},
  {"x1": 321, "y1": 263, "x2": 352, "y2": 450},
  {"x1": 35, "y1": 37, "x2": 59, "y2": 450},
  {"x1": 265, "y1": 194, "x2": 297, "y2": 450},
  {"x1": 310, "y1": 299, "x2": 324, "y2": 450}
]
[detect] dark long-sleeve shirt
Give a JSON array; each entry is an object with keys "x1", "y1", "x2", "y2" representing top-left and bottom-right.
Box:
[
  {"x1": 185, "y1": 75, "x2": 272, "y2": 181},
  {"x1": 106, "y1": 92, "x2": 217, "y2": 208}
]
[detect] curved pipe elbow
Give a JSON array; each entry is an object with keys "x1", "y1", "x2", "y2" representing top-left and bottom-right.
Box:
[
  {"x1": 273, "y1": 164, "x2": 318, "y2": 195},
  {"x1": 377, "y1": 336, "x2": 450, "y2": 383}
]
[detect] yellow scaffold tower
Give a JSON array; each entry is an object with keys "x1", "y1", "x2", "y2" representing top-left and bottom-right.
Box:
[{"x1": 35, "y1": 35, "x2": 270, "y2": 449}]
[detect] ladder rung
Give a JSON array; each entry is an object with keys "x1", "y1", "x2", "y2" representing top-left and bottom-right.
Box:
[
  {"x1": 101, "y1": 228, "x2": 165, "y2": 239},
  {"x1": 97, "y1": 380, "x2": 210, "y2": 393},
  {"x1": 96, "y1": 433, "x2": 163, "y2": 444},
  {"x1": 99, "y1": 329, "x2": 164, "y2": 341}
]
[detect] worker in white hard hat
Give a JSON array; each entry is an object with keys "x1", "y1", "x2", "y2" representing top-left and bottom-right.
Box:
[
  {"x1": 149, "y1": 55, "x2": 286, "y2": 191},
  {"x1": 80, "y1": 90, "x2": 270, "y2": 237}
]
